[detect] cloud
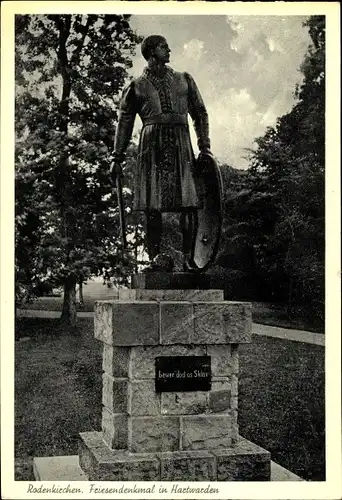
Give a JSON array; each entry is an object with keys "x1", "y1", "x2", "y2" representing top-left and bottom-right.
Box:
[
  {"x1": 182, "y1": 39, "x2": 204, "y2": 63},
  {"x1": 202, "y1": 88, "x2": 263, "y2": 166}
]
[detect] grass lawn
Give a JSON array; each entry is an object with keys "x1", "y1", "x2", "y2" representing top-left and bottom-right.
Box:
[
  {"x1": 251, "y1": 302, "x2": 323, "y2": 333},
  {"x1": 14, "y1": 317, "x2": 325, "y2": 481},
  {"x1": 15, "y1": 318, "x2": 102, "y2": 481},
  {"x1": 239, "y1": 336, "x2": 325, "y2": 481}
]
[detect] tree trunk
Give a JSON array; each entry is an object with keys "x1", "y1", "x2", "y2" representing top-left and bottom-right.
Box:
[
  {"x1": 134, "y1": 226, "x2": 139, "y2": 273},
  {"x1": 286, "y1": 276, "x2": 293, "y2": 320},
  {"x1": 61, "y1": 276, "x2": 77, "y2": 326},
  {"x1": 56, "y1": 16, "x2": 77, "y2": 329},
  {"x1": 78, "y1": 280, "x2": 84, "y2": 308}
]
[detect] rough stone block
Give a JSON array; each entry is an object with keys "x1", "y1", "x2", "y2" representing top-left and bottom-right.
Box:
[
  {"x1": 161, "y1": 391, "x2": 208, "y2": 415},
  {"x1": 130, "y1": 345, "x2": 206, "y2": 380},
  {"x1": 94, "y1": 301, "x2": 113, "y2": 345},
  {"x1": 121, "y1": 289, "x2": 224, "y2": 301},
  {"x1": 96, "y1": 301, "x2": 159, "y2": 346},
  {"x1": 231, "y1": 373, "x2": 238, "y2": 397},
  {"x1": 128, "y1": 381, "x2": 160, "y2": 416},
  {"x1": 102, "y1": 374, "x2": 127, "y2": 414},
  {"x1": 182, "y1": 415, "x2": 232, "y2": 450},
  {"x1": 160, "y1": 302, "x2": 193, "y2": 344},
  {"x1": 207, "y1": 345, "x2": 232, "y2": 377},
  {"x1": 79, "y1": 432, "x2": 159, "y2": 481},
  {"x1": 79, "y1": 431, "x2": 104, "y2": 449},
  {"x1": 232, "y1": 422, "x2": 239, "y2": 442},
  {"x1": 231, "y1": 344, "x2": 239, "y2": 374},
  {"x1": 231, "y1": 409, "x2": 239, "y2": 444},
  {"x1": 192, "y1": 302, "x2": 252, "y2": 344},
  {"x1": 231, "y1": 394, "x2": 238, "y2": 411},
  {"x1": 160, "y1": 450, "x2": 216, "y2": 480},
  {"x1": 192, "y1": 303, "x2": 224, "y2": 344},
  {"x1": 215, "y1": 437, "x2": 271, "y2": 481},
  {"x1": 131, "y1": 272, "x2": 224, "y2": 290},
  {"x1": 130, "y1": 416, "x2": 180, "y2": 453},
  {"x1": 102, "y1": 408, "x2": 128, "y2": 450},
  {"x1": 79, "y1": 432, "x2": 113, "y2": 476},
  {"x1": 102, "y1": 345, "x2": 130, "y2": 377},
  {"x1": 209, "y1": 380, "x2": 231, "y2": 413},
  {"x1": 224, "y1": 304, "x2": 252, "y2": 343}
]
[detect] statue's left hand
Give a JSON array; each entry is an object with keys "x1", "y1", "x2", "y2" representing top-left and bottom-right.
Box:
[{"x1": 197, "y1": 148, "x2": 213, "y2": 176}]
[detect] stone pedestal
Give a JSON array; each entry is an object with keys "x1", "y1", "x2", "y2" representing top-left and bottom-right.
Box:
[
  {"x1": 78, "y1": 287, "x2": 271, "y2": 481},
  {"x1": 131, "y1": 272, "x2": 225, "y2": 291}
]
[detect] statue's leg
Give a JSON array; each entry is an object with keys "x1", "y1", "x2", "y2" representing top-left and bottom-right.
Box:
[
  {"x1": 180, "y1": 209, "x2": 198, "y2": 271},
  {"x1": 146, "y1": 210, "x2": 162, "y2": 260}
]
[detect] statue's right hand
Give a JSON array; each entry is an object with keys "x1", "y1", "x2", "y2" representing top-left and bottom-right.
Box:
[{"x1": 110, "y1": 161, "x2": 123, "y2": 183}]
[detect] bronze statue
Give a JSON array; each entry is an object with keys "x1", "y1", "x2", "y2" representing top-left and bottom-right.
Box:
[{"x1": 111, "y1": 35, "x2": 222, "y2": 272}]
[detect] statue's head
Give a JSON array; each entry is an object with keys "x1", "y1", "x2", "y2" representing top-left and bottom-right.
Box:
[{"x1": 141, "y1": 35, "x2": 170, "y2": 63}]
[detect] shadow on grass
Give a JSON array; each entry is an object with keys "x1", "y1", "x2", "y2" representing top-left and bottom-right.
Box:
[{"x1": 14, "y1": 318, "x2": 325, "y2": 481}]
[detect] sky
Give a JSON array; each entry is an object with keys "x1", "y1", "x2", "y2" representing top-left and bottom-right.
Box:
[{"x1": 128, "y1": 15, "x2": 311, "y2": 168}]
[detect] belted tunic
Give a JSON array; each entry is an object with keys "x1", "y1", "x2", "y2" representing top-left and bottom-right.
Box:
[{"x1": 114, "y1": 66, "x2": 210, "y2": 212}]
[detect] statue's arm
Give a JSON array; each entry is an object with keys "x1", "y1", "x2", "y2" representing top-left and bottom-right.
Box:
[
  {"x1": 113, "y1": 82, "x2": 137, "y2": 162},
  {"x1": 185, "y1": 72, "x2": 211, "y2": 152}
]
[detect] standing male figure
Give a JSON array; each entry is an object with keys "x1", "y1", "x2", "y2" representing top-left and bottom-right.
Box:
[{"x1": 111, "y1": 35, "x2": 212, "y2": 271}]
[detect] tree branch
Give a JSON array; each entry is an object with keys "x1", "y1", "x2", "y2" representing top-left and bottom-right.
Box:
[
  {"x1": 70, "y1": 15, "x2": 93, "y2": 67},
  {"x1": 56, "y1": 16, "x2": 72, "y2": 130}
]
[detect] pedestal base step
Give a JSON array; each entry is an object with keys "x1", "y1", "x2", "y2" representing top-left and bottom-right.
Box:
[
  {"x1": 78, "y1": 431, "x2": 271, "y2": 481},
  {"x1": 33, "y1": 454, "x2": 304, "y2": 482}
]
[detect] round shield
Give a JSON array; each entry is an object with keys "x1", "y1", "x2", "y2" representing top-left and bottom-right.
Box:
[{"x1": 192, "y1": 152, "x2": 223, "y2": 271}]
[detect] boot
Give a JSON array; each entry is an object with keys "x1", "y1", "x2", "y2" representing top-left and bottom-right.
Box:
[{"x1": 181, "y1": 210, "x2": 199, "y2": 273}]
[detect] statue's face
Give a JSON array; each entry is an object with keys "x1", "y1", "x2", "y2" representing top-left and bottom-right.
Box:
[{"x1": 153, "y1": 39, "x2": 171, "y2": 63}]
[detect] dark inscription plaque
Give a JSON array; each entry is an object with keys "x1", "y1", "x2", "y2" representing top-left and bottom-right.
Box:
[{"x1": 155, "y1": 356, "x2": 211, "y2": 392}]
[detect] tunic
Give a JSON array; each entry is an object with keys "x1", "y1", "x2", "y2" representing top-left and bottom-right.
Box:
[{"x1": 114, "y1": 66, "x2": 210, "y2": 212}]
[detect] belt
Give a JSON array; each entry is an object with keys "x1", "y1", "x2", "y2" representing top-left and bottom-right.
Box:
[{"x1": 143, "y1": 113, "x2": 188, "y2": 127}]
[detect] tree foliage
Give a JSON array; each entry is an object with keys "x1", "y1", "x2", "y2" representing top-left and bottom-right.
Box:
[{"x1": 15, "y1": 14, "x2": 142, "y2": 324}]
